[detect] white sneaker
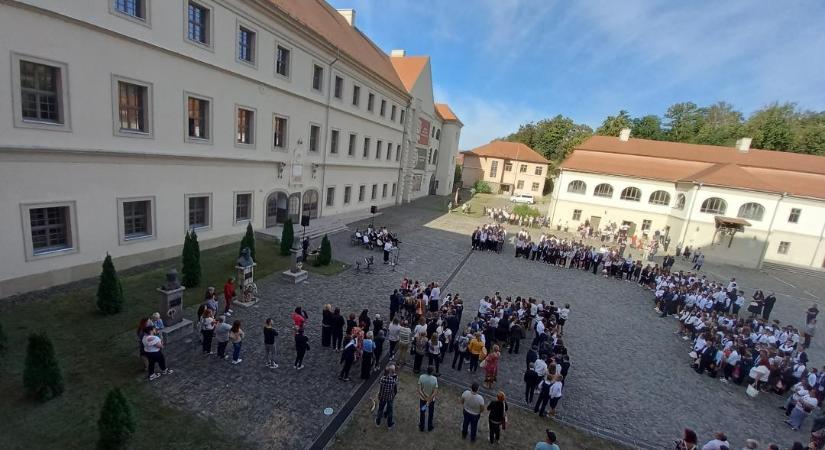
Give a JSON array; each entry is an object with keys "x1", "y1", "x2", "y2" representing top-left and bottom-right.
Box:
[
  {"x1": 232, "y1": 359, "x2": 242, "y2": 365},
  {"x1": 148, "y1": 373, "x2": 161, "y2": 381},
  {"x1": 161, "y1": 369, "x2": 174, "y2": 375},
  {"x1": 298, "y1": 364, "x2": 305, "y2": 370},
  {"x1": 271, "y1": 363, "x2": 279, "y2": 369}
]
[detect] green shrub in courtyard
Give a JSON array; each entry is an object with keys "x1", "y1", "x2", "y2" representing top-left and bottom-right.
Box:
[
  {"x1": 473, "y1": 180, "x2": 492, "y2": 194},
  {"x1": 97, "y1": 388, "x2": 135, "y2": 450},
  {"x1": 0, "y1": 321, "x2": 7, "y2": 355},
  {"x1": 96, "y1": 254, "x2": 124, "y2": 315},
  {"x1": 512, "y1": 204, "x2": 541, "y2": 218},
  {"x1": 318, "y1": 234, "x2": 332, "y2": 266},
  {"x1": 181, "y1": 230, "x2": 201, "y2": 288},
  {"x1": 280, "y1": 218, "x2": 295, "y2": 256},
  {"x1": 239, "y1": 222, "x2": 256, "y2": 261},
  {"x1": 23, "y1": 332, "x2": 64, "y2": 402}
]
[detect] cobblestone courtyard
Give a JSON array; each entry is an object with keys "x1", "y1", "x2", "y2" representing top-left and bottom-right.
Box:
[{"x1": 153, "y1": 197, "x2": 822, "y2": 449}]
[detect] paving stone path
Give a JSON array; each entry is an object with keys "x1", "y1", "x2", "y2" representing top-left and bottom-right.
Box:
[{"x1": 153, "y1": 197, "x2": 814, "y2": 449}]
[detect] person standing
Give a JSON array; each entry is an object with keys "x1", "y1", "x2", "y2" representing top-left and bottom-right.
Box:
[
  {"x1": 374, "y1": 329, "x2": 386, "y2": 371},
  {"x1": 142, "y1": 325, "x2": 173, "y2": 381},
  {"x1": 453, "y1": 332, "x2": 470, "y2": 371},
  {"x1": 395, "y1": 320, "x2": 412, "y2": 368},
  {"x1": 375, "y1": 365, "x2": 398, "y2": 429},
  {"x1": 339, "y1": 336, "x2": 356, "y2": 381},
  {"x1": 361, "y1": 331, "x2": 375, "y2": 379},
  {"x1": 524, "y1": 362, "x2": 541, "y2": 404},
  {"x1": 200, "y1": 309, "x2": 216, "y2": 355},
  {"x1": 418, "y1": 366, "x2": 438, "y2": 432},
  {"x1": 460, "y1": 382, "x2": 485, "y2": 442},
  {"x1": 214, "y1": 315, "x2": 232, "y2": 360},
  {"x1": 321, "y1": 304, "x2": 333, "y2": 348},
  {"x1": 762, "y1": 293, "x2": 777, "y2": 320},
  {"x1": 229, "y1": 320, "x2": 244, "y2": 364},
  {"x1": 534, "y1": 430, "x2": 560, "y2": 450},
  {"x1": 468, "y1": 332, "x2": 485, "y2": 372},
  {"x1": 548, "y1": 374, "x2": 564, "y2": 417},
  {"x1": 509, "y1": 321, "x2": 523, "y2": 354},
  {"x1": 427, "y1": 333, "x2": 443, "y2": 375},
  {"x1": 483, "y1": 344, "x2": 501, "y2": 389},
  {"x1": 387, "y1": 318, "x2": 401, "y2": 357},
  {"x1": 263, "y1": 318, "x2": 279, "y2": 369},
  {"x1": 534, "y1": 375, "x2": 553, "y2": 417},
  {"x1": 692, "y1": 254, "x2": 704, "y2": 271},
  {"x1": 331, "y1": 308, "x2": 345, "y2": 351},
  {"x1": 294, "y1": 327, "x2": 309, "y2": 369},
  {"x1": 383, "y1": 239, "x2": 393, "y2": 264},
  {"x1": 223, "y1": 278, "x2": 235, "y2": 316},
  {"x1": 413, "y1": 331, "x2": 428, "y2": 374},
  {"x1": 487, "y1": 391, "x2": 509, "y2": 444}
]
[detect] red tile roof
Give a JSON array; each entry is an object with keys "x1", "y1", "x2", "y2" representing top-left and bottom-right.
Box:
[
  {"x1": 389, "y1": 56, "x2": 429, "y2": 92},
  {"x1": 465, "y1": 141, "x2": 549, "y2": 164},
  {"x1": 435, "y1": 103, "x2": 462, "y2": 125}
]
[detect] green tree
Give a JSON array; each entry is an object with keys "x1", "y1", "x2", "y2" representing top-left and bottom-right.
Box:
[
  {"x1": 664, "y1": 102, "x2": 705, "y2": 142},
  {"x1": 96, "y1": 254, "x2": 124, "y2": 315},
  {"x1": 631, "y1": 115, "x2": 665, "y2": 140},
  {"x1": 181, "y1": 230, "x2": 201, "y2": 288},
  {"x1": 239, "y1": 222, "x2": 256, "y2": 261},
  {"x1": 508, "y1": 115, "x2": 592, "y2": 163},
  {"x1": 504, "y1": 122, "x2": 538, "y2": 149},
  {"x1": 23, "y1": 332, "x2": 64, "y2": 402},
  {"x1": 694, "y1": 101, "x2": 744, "y2": 146},
  {"x1": 318, "y1": 234, "x2": 332, "y2": 266},
  {"x1": 97, "y1": 388, "x2": 136, "y2": 450},
  {"x1": 279, "y1": 218, "x2": 294, "y2": 256},
  {"x1": 472, "y1": 180, "x2": 492, "y2": 194},
  {"x1": 793, "y1": 111, "x2": 825, "y2": 155},
  {"x1": 453, "y1": 164, "x2": 462, "y2": 185},
  {"x1": 746, "y1": 102, "x2": 796, "y2": 152},
  {"x1": 512, "y1": 204, "x2": 541, "y2": 218},
  {"x1": 596, "y1": 110, "x2": 632, "y2": 136}
]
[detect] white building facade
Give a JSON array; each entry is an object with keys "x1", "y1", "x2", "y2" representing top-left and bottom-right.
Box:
[
  {"x1": 548, "y1": 133, "x2": 825, "y2": 270},
  {"x1": 0, "y1": 0, "x2": 461, "y2": 297}
]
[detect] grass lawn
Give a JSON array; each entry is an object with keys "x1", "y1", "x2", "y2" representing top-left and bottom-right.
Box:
[
  {"x1": 0, "y1": 240, "x2": 294, "y2": 450},
  {"x1": 330, "y1": 372, "x2": 628, "y2": 450}
]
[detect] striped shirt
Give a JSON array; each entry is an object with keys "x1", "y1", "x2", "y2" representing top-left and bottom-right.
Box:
[{"x1": 398, "y1": 327, "x2": 412, "y2": 344}]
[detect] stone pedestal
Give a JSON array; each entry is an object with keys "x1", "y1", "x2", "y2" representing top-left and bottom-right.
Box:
[
  {"x1": 234, "y1": 262, "x2": 259, "y2": 308},
  {"x1": 156, "y1": 285, "x2": 192, "y2": 343},
  {"x1": 282, "y1": 247, "x2": 308, "y2": 284}
]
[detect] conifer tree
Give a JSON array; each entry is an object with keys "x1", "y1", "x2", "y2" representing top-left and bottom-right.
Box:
[
  {"x1": 23, "y1": 332, "x2": 64, "y2": 402},
  {"x1": 239, "y1": 222, "x2": 256, "y2": 261},
  {"x1": 96, "y1": 254, "x2": 124, "y2": 315},
  {"x1": 318, "y1": 234, "x2": 332, "y2": 266},
  {"x1": 280, "y1": 218, "x2": 294, "y2": 256},
  {"x1": 181, "y1": 231, "x2": 201, "y2": 288},
  {"x1": 97, "y1": 388, "x2": 135, "y2": 450}
]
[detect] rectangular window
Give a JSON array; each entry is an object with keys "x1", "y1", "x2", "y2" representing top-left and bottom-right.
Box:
[
  {"x1": 29, "y1": 206, "x2": 71, "y2": 254},
  {"x1": 386, "y1": 142, "x2": 392, "y2": 160},
  {"x1": 312, "y1": 64, "x2": 324, "y2": 91},
  {"x1": 778, "y1": 241, "x2": 791, "y2": 254},
  {"x1": 273, "y1": 116, "x2": 287, "y2": 149},
  {"x1": 520, "y1": 164, "x2": 527, "y2": 173},
  {"x1": 187, "y1": 195, "x2": 210, "y2": 229},
  {"x1": 382, "y1": 183, "x2": 388, "y2": 198},
  {"x1": 122, "y1": 199, "x2": 152, "y2": 239},
  {"x1": 376, "y1": 140, "x2": 383, "y2": 159},
  {"x1": 517, "y1": 180, "x2": 524, "y2": 189},
  {"x1": 237, "y1": 26, "x2": 256, "y2": 64},
  {"x1": 348, "y1": 133, "x2": 356, "y2": 156},
  {"x1": 391, "y1": 183, "x2": 397, "y2": 197},
  {"x1": 275, "y1": 45, "x2": 290, "y2": 77},
  {"x1": 531, "y1": 182, "x2": 540, "y2": 192},
  {"x1": 330, "y1": 129, "x2": 340, "y2": 154},
  {"x1": 358, "y1": 185, "x2": 365, "y2": 202},
  {"x1": 380, "y1": 99, "x2": 386, "y2": 117},
  {"x1": 489, "y1": 160, "x2": 498, "y2": 178},
  {"x1": 309, "y1": 125, "x2": 320, "y2": 152},
  {"x1": 535, "y1": 166, "x2": 543, "y2": 176},
  {"x1": 396, "y1": 144, "x2": 401, "y2": 161},
  {"x1": 19, "y1": 61, "x2": 62, "y2": 123},
  {"x1": 504, "y1": 162, "x2": 513, "y2": 172},
  {"x1": 236, "y1": 107, "x2": 254, "y2": 145},
  {"x1": 117, "y1": 81, "x2": 148, "y2": 132},
  {"x1": 642, "y1": 219, "x2": 652, "y2": 231},
  {"x1": 363, "y1": 137, "x2": 371, "y2": 158},
  {"x1": 352, "y1": 85, "x2": 360, "y2": 106},
  {"x1": 114, "y1": 0, "x2": 145, "y2": 20},
  {"x1": 367, "y1": 93, "x2": 374, "y2": 112},
  {"x1": 572, "y1": 209, "x2": 582, "y2": 221},
  {"x1": 326, "y1": 187, "x2": 335, "y2": 207},
  {"x1": 344, "y1": 186, "x2": 352, "y2": 204},
  {"x1": 187, "y1": 2, "x2": 209, "y2": 45},
  {"x1": 391, "y1": 105, "x2": 396, "y2": 121},
  {"x1": 334, "y1": 76, "x2": 343, "y2": 99},
  {"x1": 187, "y1": 95, "x2": 210, "y2": 140},
  {"x1": 235, "y1": 193, "x2": 252, "y2": 222},
  {"x1": 788, "y1": 208, "x2": 801, "y2": 223},
  {"x1": 371, "y1": 184, "x2": 377, "y2": 200},
  {"x1": 400, "y1": 110, "x2": 405, "y2": 124}
]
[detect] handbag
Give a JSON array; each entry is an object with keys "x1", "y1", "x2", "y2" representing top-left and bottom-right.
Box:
[
  {"x1": 746, "y1": 384, "x2": 759, "y2": 398},
  {"x1": 480, "y1": 357, "x2": 488, "y2": 368}
]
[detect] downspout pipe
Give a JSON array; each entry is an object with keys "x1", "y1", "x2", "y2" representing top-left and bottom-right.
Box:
[
  {"x1": 396, "y1": 101, "x2": 411, "y2": 205},
  {"x1": 318, "y1": 50, "x2": 339, "y2": 219},
  {"x1": 757, "y1": 192, "x2": 785, "y2": 269},
  {"x1": 678, "y1": 182, "x2": 702, "y2": 247}
]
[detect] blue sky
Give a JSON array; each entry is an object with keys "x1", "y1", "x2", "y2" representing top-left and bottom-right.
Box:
[{"x1": 328, "y1": 0, "x2": 825, "y2": 149}]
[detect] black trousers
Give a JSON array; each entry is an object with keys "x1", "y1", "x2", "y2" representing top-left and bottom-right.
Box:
[
  {"x1": 534, "y1": 393, "x2": 550, "y2": 416},
  {"x1": 295, "y1": 349, "x2": 306, "y2": 367},
  {"x1": 389, "y1": 340, "x2": 398, "y2": 356},
  {"x1": 340, "y1": 359, "x2": 353, "y2": 379},
  {"x1": 489, "y1": 421, "x2": 502, "y2": 443},
  {"x1": 453, "y1": 350, "x2": 466, "y2": 370},
  {"x1": 146, "y1": 351, "x2": 166, "y2": 377},
  {"x1": 508, "y1": 337, "x2": 520, "y2": 354},
  {"x1": 321, "y1": 326, "x2": 331, "y2": 347},
  {"x1": 216, "y1": 341, "x2": 228, "y2": 358},
  {"x1": 413, "y1": 353, "x2": 424, "y2": 373},
  {"x1": 201, "y1": 330, "x2": 214, "y2": 353},
  {"x1": 332, "y1": 332, "x2": 343, "y2": 350}
]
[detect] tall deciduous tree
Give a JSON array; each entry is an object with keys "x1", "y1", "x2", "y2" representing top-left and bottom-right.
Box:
[
  {"x1": 96, "y1": 254, "x2": 124, "y2": 315},
  {"x1": 507, "y1": 115, "x2": 592, "y2": 163},
  {"x1": 596, "y1": 110, "x2": 632, "y2": 136},
  {"x1": 631, "y1": 115, "x2": 665, "y2": 140},
  {"x1": 746, "y1": 102, "x2": 796, "y2": 152},
  {"x1": 694, "y1": 101, "x2": 744, "y2": 146},
  {"x1": 664, "y1": 102, "x2": 705, "y2": 142}
]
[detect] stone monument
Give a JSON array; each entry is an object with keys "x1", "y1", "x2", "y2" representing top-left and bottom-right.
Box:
[
  {"x1": 234, "y1": 247, "x2": 259, "y2": 307},
  {"x1": 282, "y1": 235, "x2": 308, "y2": 284},
  {"x1": 157, "y1": 269, "x2": 192, "y2": 343}
]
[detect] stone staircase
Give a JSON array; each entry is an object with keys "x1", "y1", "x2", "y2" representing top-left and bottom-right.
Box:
[
  {"x1": 762, "y1": 261, "x2": 825, "y2": 280},
  {"x1": 258, "y1": 209, "x2": 381, "y2": 242}
]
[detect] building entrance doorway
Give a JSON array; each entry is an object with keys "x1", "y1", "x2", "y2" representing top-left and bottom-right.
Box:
[
  {"x1": 288, "y1": 193, "x2": 302, "y2": 224},
  {"x1": 302, "y1": 190, "x2": 319, "y2": 219},
  {"x1": 265, "y1": 192, "x2": 289, "y2": 227},
  {"x1": 589, "y1": 215, "x2": 601, "y2": 231}
]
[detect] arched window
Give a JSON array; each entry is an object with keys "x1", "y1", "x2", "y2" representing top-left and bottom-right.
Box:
[
  {"x1": 738, "y1": 202, "x2": 765, "y2": 221},
  {"x1": 593, "y1": 183, "x2": 614, "y2": 198},
  {"x1": 567, "y1": 180, "x2": 586, "y2": 194},
  {"x1": 675, "y1": 194, "x2": 686, "y2": 210},
  {"x1": 620, "y1": 186, "x2": 641, "y2": 202},
  {"x1": 648, "y1": 190, "x2": 671, "y2": 206},
  {"x1": 700, "y1": 197, "x2": 727, "y2": 215}
]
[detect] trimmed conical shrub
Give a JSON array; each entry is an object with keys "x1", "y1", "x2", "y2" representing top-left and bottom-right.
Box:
[
  {"x1": 96, "y1": 254, "x2": 124, "y2": 315},
  {"x1": 97, "y1": 388, "x2": 135, "y2": 450},
  {"x1": 23, "y1": 332, "x2": 64, "y2": 402},
  {"x1": 318, "y1": 234, "x2": 332, "y2": 266},
  {"x1": 239, "y1": 222, "x2": 256, "y2": 261},
  {"x1": 181, "y1": 230, "x2": 201, "y2": 288},
  {"x1": 280, "y1": 218, "x2": 294, "y2": 256}
]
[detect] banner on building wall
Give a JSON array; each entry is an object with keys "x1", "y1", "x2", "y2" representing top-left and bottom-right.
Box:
[
  {"x1": 415, "y1": 148, "x2": 427, "y2": 170},
  {"x1": 412, "y1": 174, "x2": 423, "y2": 192},
  {"x1": 418, "y1": 118, "x2": 430, "y2": 146}
]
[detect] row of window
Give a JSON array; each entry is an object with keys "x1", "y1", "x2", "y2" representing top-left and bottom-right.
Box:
[
  {"x1": 329, "y1": 183, "x2": 398, "y2": 207},
  {"x1": 112, "y1": 0, "x2": 407, "y2": 128},
  {"x1": 489, "y1": 161, "x2": 543, "y2": 178},
  {"x1": 566, "y1": 180, "x2": 804, "y2": 224}
]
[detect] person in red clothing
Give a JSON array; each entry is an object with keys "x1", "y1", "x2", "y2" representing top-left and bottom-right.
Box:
[
  {"x1": 223, "y1": 278, "x2": 235, "y2": 316},
  {"x1": 292, "y1": 306, "x2": 308, "y2": 332}
]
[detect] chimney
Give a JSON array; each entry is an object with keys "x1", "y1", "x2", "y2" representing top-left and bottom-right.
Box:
[
  {"x1": 619, "y1": 128, "x2": 631, "y2": 142},
  {"x1": 736, "y1": 137, "x2": 752, "y2": 153},
  {"x1": 336, "y1": 9, "x2": 356, "y2": 27},
  {"x1": 390, "y1": 49, "x2": 406, "y2": 57}
]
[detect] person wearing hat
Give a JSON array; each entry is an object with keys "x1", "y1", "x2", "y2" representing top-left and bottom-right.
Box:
[{"x1": 534, "y1": 429, "x2": 559, "y2": 450}]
